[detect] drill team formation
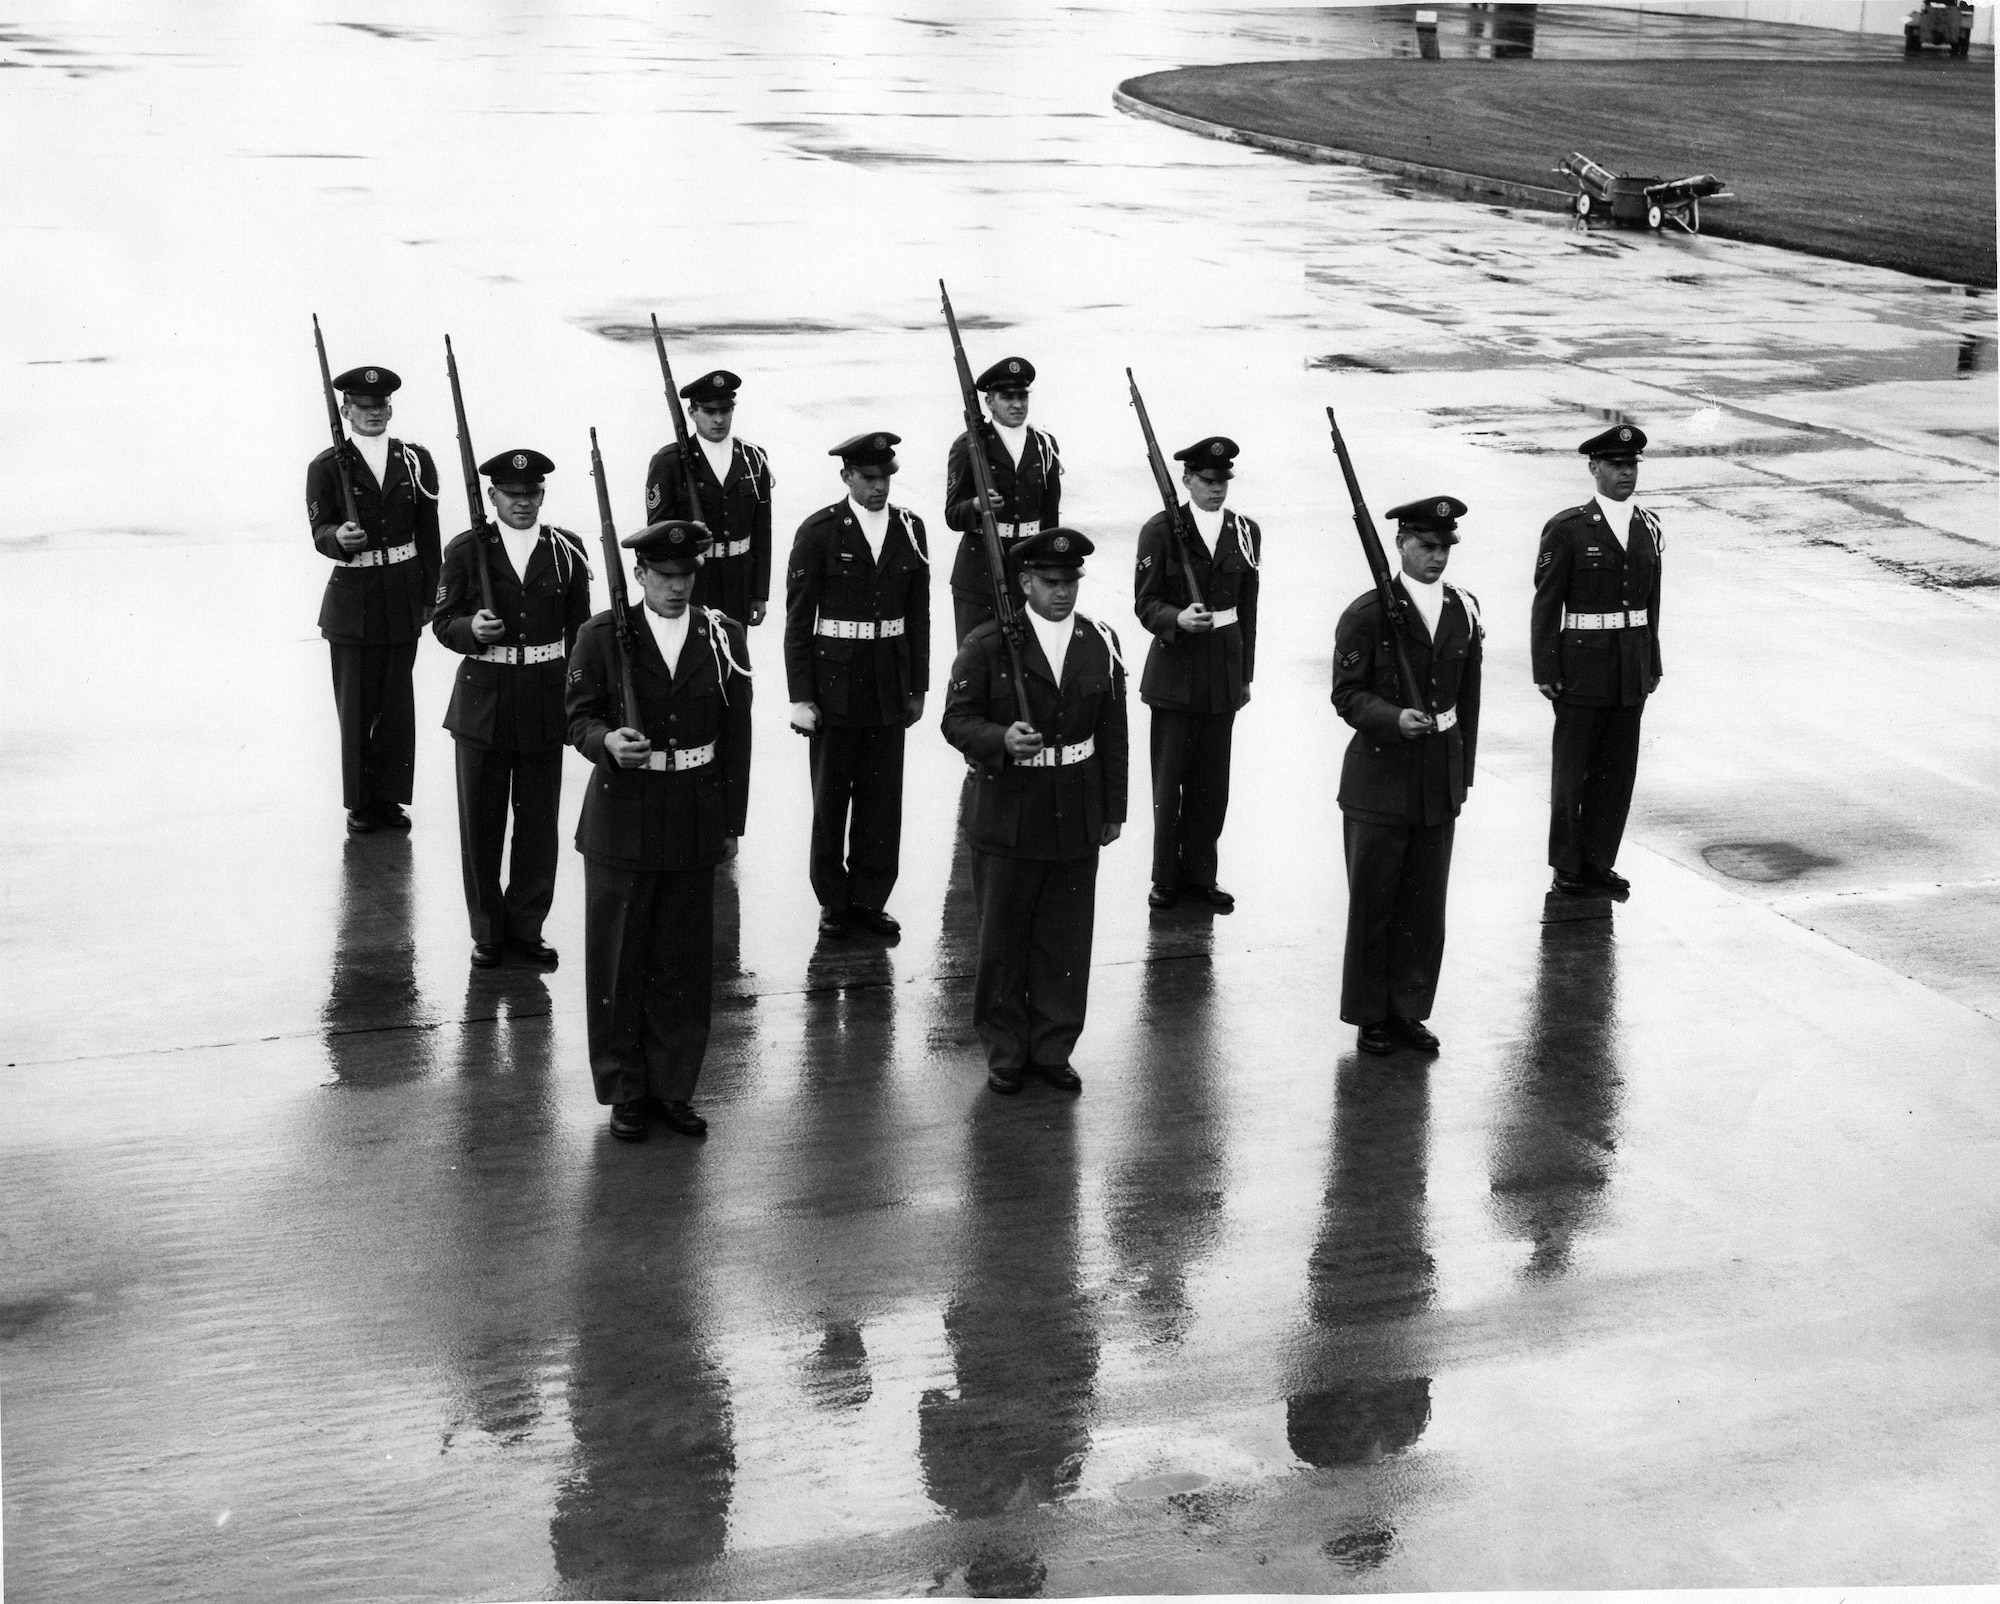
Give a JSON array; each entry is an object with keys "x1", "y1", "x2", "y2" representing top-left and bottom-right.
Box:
[{"x1": 306, "y1": 284, "x2": 1664, "y2": 1143}]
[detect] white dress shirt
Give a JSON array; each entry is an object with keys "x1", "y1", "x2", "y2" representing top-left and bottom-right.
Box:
[
  {"x1": 1402, "y1": 572, "x2": 1446, "y2": 639},
  {"x1": 350, "y1": 429, "x2": 390, "y2": 491},
  {"x1": 990, "y1": 419, "x2": 1028, "y2": 467},
  {"x1": 847, "y1": 496, "x2": 890, "y2": 563},
  {"x1": 697, "y1": 433, "x2": 735, "y2": 485},
  {"x1": 643, "y1": 605, "x2": 690, "y2": 677},
  {"x1": 497, "y1": 521, "x2": 541, "y2": 586},
  {"x1": 1594, "y1": 492, "x2": 1645, "y2": 551},
  {"x1": 1027, "y1": 606, "x2": 1074, "y2": 684}
]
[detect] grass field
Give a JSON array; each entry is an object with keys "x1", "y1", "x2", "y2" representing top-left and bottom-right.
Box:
[{"x1": 1120, "y1": 57, "x2": 1994, "y2": 286}]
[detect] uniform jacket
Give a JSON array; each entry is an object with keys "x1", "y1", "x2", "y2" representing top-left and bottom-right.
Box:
[
  {"x1": 783, "y1": 500, "x2": 932, "y2": 727},
  {"x1": 1331, "y1": 580, "x2": 1483, "y2": 829},
  {"x1": 642, "y1": 437, "x2": 775, "y2": 605},
  {"x1": 432, "y1": 523, "x2": 594, "y2": 751},
  {"x1": 944, "y1": 422, "x2": 1063, "y2": 599},
  {"x1": 941, "y1": 614, "x2": 1129, "y2": 863},
  {"x1": 1134, "y1": 505, "x2": 1261, "y2": 711},
  {"x1": 1530, "y1": 500, "x2": 1663, "y2": 708},
  {"x1": 565, "y1": 604, "x2": 753, "y2": 872},
  {"x1": 307, "y1": 438, "x2": 442, "y2": 644}
]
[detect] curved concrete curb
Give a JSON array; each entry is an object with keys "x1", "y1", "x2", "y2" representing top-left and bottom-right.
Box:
[{"x1": 1113, "y1": 84, "x2": 1574, "y2": 213}]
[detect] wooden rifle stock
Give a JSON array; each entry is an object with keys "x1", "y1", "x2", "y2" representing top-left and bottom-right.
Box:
[
  {"x1": 649, "y1": 315, "x2": 708, "y2": 531},
  {"x1": 1125, "y1": 368, "x2": 1206, "y2": 608},
  {"x1": 443, "y1": 335, "x2": 496, "y2": 615},
  {"x1": 311, "y1": 313, "x2": 364, "y2": 543},
  {"x1": 939, "y1": 280, "x2": 1033, "y2": 727},
  {"x1": 589, "y1": 428, "x2": 642, "y2": 731},
  {"x1": 1325, "y1": 406, "x2": 1425, "y2": 714}
]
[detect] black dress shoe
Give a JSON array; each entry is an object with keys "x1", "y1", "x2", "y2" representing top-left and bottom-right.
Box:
[
  {"x1": 508, "y1": 936, "x2": 559, "y2": 967},
  {"x1": 1357, "y1": 1021, "x2": 1396, "y2": 1055},
  {"x1": 1033, "y1": 1061, "x2": 1083, "y2": 1093},
  {"x1": 608, "y1": 1101, "x2": 648, "y2": 1142},
  {"x1": 1392, "y1": 1016, "x2": 1440, "y2": 1053},
  {"x1": 1147, "y1": 884, "x2": 1178, "y2": 909},
  {"x1": 1185, "y1": 882, "x2": 1236, "y2": 912},
  {"x1": 470, "y1": 941, "x2": 504, "y2": 968},
  {"x1": 987, "y1": 1066, "x2": 1025, "y2": 1095},
  {"x1": 818, "y1": 906, "x2": 849, "y2": 938},
  {"x1": 1551, "y1": 870, "x2": 1599, "y2": 897},
  {"x1": 372, "y1": 803, "x2": 412, "y2": 831},
  {"x1": 346, "y1": 809, "x2": 379, "y2": 835},
  {"x1": 1587, "y1": 864, "x2": 1632, "y2": 897},
  {"x1": 656, "y1": 1100, "x2": 708, "y2": 1137},
  {"x1": 847, "y1": 907, "x2": 901, "y2": 937}
]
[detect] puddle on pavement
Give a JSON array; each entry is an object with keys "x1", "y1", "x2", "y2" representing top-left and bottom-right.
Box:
[
  {"x1": 1703, "y1": 841, "x2": 1840, "y2": 882},
  {"x1": 1115, "y1": 1469, "x2": 1212, "y2": 1500},
  {"x1": 1324, "y1": 1527, "x2": 1397, "y2": 1571}
]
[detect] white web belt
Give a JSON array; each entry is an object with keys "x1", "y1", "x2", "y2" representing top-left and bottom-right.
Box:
[
  {"x1": 1563, "y1": 608, "x2": 1649, "y2": 630},
  {"x1": 1017, "y1": 735, "x2": 1096, "y2": 768},
  {"x1": 342, "y1": 542, "x2": 417, "y2": 568},
  {"x1": 473, "y1": 641, "x2": 565, "y2": 665},
  {"x1": 643, "y1": 741, "x2": 716, "y2": 772},
  {"x1": 815, "y1": 617, "x2": 906, "y2": 640}
]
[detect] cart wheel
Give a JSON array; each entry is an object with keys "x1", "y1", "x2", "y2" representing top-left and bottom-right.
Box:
[
  {"x1": 1575, "y1": 194, "x2": 1591, "y2": 217},
  {"x1": 1689, "y1": 197, "x2": 1700, "y2": 233},
  {"x1": 1646, "y1": 203, "x2": 1663, "y2": 230}
]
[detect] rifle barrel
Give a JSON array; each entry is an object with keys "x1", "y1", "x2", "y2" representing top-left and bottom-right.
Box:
[
  {"x1": 650, "y1": 315, "x2": 706, "y2": 527},
  {"x1": 1125, "y1": 368, "x2": 1205, "y2": 609},
  {"x1": 444, "y1": 334, "x2": 496, "y2": 615},
  {"x1": 1325, "y1": 406, "x2": 1425, "y2": 714},
  {"x1": 589, "y1": 427, "x2": 642, "y2": 729},
  {"x1": 311, "y1": 313, "x2": 361, "y2": 533},
  {"x1": 940, "y1": 280, "x2": 1033, "y2": 726}
]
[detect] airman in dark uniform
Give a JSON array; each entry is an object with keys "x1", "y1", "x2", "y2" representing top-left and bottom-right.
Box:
[
  {"x1": 566, "y1": 520, "x2": 753, "y2": 1142},
  {"x1": 945, "y1": 356, "x2": 1064, "y2": 643},
  {"x1": 1134, "y1": 435, "x2": 1262, "y2": 912},
  {"x1": 431, "y1": 449, "x2": 593, "y2": 968},
  {"x1": 1331, "y1": 497, "x2": 1483, "y2": 1056},
  {"x1": 1532, "y1": 424, "x2": 1663, "y2": 899},
  {"x1": 942, "y1": 529, "x2": 1128, "y2": 1095},
  {"x1": 642, "y1": 367, "x2": 775, "y2": 627},
  {"x1": 784, "y1": 431, "x2": 931, "y2": 940},
  {"x1": 305, "y1": 365, "x2": 441, "y2": 833}
]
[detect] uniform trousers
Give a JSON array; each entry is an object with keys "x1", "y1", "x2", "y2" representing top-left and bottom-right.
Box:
[
  {"x1": 453, "y1": 740, "x2": 563, "y2": 944},
  {"x1": 953, "y1": 595, "x2": 996, "y2": 647},
  {"x1": 1340, "y1": 817, "x2": 1455, "y2": 1026},
  {"x1": 970, "y1": 850, "x2": 1099, "y2": 1072},
  {"x1": 1548, "y1": 700, "x2": 1645, "y2": 873},
  {"x1": 328, "y1": 639, "x2": 418, "y2": 810},
  {"x1": 583, "y1": 860, "x2": 715, "y2": 1105},
  {"x1": 691, "y1": 552, "x2": 754, "y2": 628},
  {"x1": 808, "y1": 723, "x2": 904, "y2": 912},
  {"x1": 1148, "y1": 706, "x2": 1235, "y2": 890}
]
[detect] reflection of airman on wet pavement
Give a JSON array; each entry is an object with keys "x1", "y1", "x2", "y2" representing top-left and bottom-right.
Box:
[
  {"x1": 643, "y1": 367, "x2": 775, "y2": 628},
  {"x1": 945, "y1": 357, "x2": 1065, "y2": 643},
  {"x1": 566, "y1": 519, "x2": 753, "y2": 1143},
  {"x1": 1135, "y1": 434, "x2": 1261, "y2": 913},
  {"x1": 941, "y1": 529, "x2": 1128, "y2": 1096},
  {"x1": 306, "y1": 364, "x2": 441, "y2": 835},
  {"x1": 784, "y1": 431, "x2": 931, "y2": 941},
  {"x1": 1288, "y1": 1057, "x2": 1434, "y2": 1566},
  {"x1": 919, "y1": 1097, "x2": 1096, "y2": 1596},
  {"x1": 432, "y1": 448, "x2": 592, "y2": 970},
  {"x1": 1533, "y1": 424, "x2": 1663, "y2": 900},
  {"x1": 1332, "y1": 497, "x2": 1483, "y2": 1057}
]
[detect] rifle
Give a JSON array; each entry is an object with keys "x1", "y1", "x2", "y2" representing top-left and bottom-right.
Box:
[
  {"x1": 589, "y1": 428, "x2": 642, "y2": 733},
  {"x1": 443, "y1": 335, "x2": 496, "y2": 615},
  {"x1": 939, "y1": 280, "x2": 1033, "y2": 726},
  {"x1": 311, "y1": 313, "x2": 365, "y2": 545},
  {"x1": 649, "y1": 314, "x2": 708, "y2": 531},
  {"x1": 1125, "y1": 368, "x2": 1206, "y2": 609},
  {"x1": 1325, "y1": 406, "x2": 1425, "y2": 715}
]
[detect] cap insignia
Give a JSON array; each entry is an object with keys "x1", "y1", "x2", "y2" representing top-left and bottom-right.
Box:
[
  {"x1": 1053, "y1": 535, "x2": 1070, "y2": 553},
  {"x1": 873, "y1": 435, "x2": 886, "y2": 450},
  {"x1": 1618, "y1": 427, "x2": 1632, "y2": 442},
  {"x1": 712, "y1": 375, "x2": 726, "y2": 388},
  {"x1": 1210, "y1": 441, "x2": 1225, "y2": 456},
  {"x1": 511, "y1": 453, "x2": 527, "y2": 470},
  {"x1": 364, "y1": 369, "x2": 379, "y2": 384},
  {"x1": 1436, "y1": 500, "x2": 1450, "y2": 517},
  {"x1": 1007, "y1": 360, "x2": 1021, "y2": 374}
]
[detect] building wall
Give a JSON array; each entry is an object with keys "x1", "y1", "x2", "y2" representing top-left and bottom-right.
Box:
[{"x1": 1624, "y1": 0, "x2": 1993, "y2": 46}]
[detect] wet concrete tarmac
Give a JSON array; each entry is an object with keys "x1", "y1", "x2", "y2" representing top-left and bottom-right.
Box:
[{"x1": 3, "y1": 4, "x2": 1998, "y2": 1600}]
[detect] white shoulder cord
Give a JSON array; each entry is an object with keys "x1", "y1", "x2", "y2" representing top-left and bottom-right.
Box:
[
  {"x1": 1078, "y1": 611, "x2": 1125, "y2": 676},
  {"x1": 1229, "y1": 510, "x2": 1259, "y2": 572},
  {"x1": 701, "y1": 606, "x2": 753, "y2": 703},
  {"x1": 896, "y1": 506, "x2": 929, "y2": 565},
  {"x1": 1446, "y1": 583, "x2": 1483, "y2": 637},
  {"x1": 400, "y1": 442, "x2": 439, "y2": 501}
]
